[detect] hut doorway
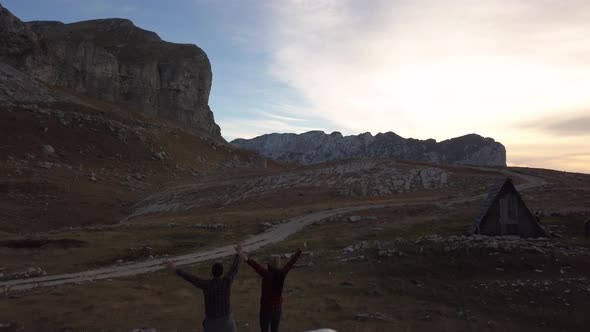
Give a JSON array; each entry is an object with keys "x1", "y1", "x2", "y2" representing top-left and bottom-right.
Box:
[{"x1": 499, "y1": 193, "x2": 519, "y2": 235}]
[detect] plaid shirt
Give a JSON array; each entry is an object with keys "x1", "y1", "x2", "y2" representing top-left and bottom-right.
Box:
[{"x1": 176, "y1": 255, "x2": 240, "y2": 319}]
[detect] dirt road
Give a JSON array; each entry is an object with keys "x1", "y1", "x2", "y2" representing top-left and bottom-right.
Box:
[
  {"x1": 1, "y1": 169, "x2": 544, "y2": 293},
  {"x1": 1, "y1": 204, "x2": 391, "y2": 292}
]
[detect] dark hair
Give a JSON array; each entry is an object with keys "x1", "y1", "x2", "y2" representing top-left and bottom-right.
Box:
[{"x1": 211, "y1": 262, "x2": 223, "y2": 277}]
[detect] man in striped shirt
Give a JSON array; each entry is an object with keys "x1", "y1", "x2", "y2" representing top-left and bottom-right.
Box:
[{"x1": 165, "y1": 244, "x2": 242, "y2": 332}]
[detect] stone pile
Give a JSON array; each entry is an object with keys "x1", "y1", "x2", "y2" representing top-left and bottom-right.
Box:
[
  {"x1": 473, "y1": 276, "x2": 589, "y2": 308},
  {"x1": 532, "y1": 208, "x2": 590, "y2": 217},
  {"x1": 167, "y1": 223, "x2": 229, "y2": 230},
  {"x1": 6, "y1": 267, "x2": 47, "y2": 280},
  {"x1": 320, "y1": 215, "x2": 379, "y2": 224},
  {"x1": 340, "y1": 240, "x2": 404, "y2": 261},
  {"x1": 339, "y1": 235, "x2": 588, "y2": 260},
  {"x1": 354, "y1": 312, "x2": 387, "y2": 321},
  {"x1": 414, "y1": 234, "x2": 589, "y2": 256}
]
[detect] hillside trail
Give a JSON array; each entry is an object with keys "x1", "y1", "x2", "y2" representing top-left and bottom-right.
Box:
[{"x1": 0, "y1": 169, "x2": 544, "y2": 293}]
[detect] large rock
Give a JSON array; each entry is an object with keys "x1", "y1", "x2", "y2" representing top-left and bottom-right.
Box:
[
  {"x1": 0, "y1": 4, "x2": 220, "y2": 137},
  {"x1": 231, "y1": 131, "x2": 506, "y2": 166}
]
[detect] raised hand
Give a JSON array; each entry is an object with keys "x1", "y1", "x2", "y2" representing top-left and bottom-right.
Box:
[
  {"x1": 163, "y1": 259, "x2": 177, "y2": 272},
  {"x1": 235, "y1": 242, "x2": 248, "y2": 260}
]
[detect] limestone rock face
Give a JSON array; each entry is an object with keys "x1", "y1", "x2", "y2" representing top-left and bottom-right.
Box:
[
  {"x1": 0, "y1": 5, "x2": 39, "y2": 66},
  {"x1": 0, "y1": 5, "x2": 220, "y2": 137},
  {"x1": 0, "y1": 62, "x2": 61, "y2": 102},
  {"x1": 232, "y1": 131, "x2": 507, "y2": 167}
]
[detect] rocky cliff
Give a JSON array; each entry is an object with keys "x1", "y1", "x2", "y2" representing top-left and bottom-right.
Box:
[
  {"x1": 0, "y1": 5, "x2": 220, "y2": 137},
  {"x1": 231, "y1": 131, "x2": 507, "y2": 166}
]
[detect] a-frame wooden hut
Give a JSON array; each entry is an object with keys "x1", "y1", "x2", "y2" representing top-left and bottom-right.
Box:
[{"x1": 469, "y1": 178, "x2": 546, "y2": 238}]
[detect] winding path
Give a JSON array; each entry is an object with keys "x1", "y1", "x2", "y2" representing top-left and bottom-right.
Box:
[
  {"x1": 1, "y1": 205, "x2": 391, "y2": 293},
  {"x1": 1, "y1": 169, "x2": 544, "y2": 293}
]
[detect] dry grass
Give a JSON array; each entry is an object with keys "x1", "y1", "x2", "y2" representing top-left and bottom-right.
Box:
[
  {"x1": 2, "y1": 105, "x2": 590, "y2": 332},
  {"x1": 3, "y1": 202, "x2": 588, "y2": 331}
]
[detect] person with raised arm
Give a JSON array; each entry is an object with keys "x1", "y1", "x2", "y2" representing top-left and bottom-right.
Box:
[
  {"x1": 237, "y1": 243, "x2": 303, "y2": 332},
  {"x1": 164, "y1": 244, "x2": 242, "y2": 332}
]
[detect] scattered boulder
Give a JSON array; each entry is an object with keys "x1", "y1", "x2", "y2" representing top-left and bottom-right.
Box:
[
  {"x1": 41, "y1": 144, "x2": 54, "y2": 155},
  {"x1": 340, "y1": 255, "x2": 366, "y2": 262},
  {"x1": 343, "y1": 241, "x2": 371, "y2": 254},
  {"x1": 10, "y1": 267, "x2": 46, "y2": 279},
  {"x1": 354, "y1": 312, "x2": 386, "y2": 321},
  {"x1": 37, "y1": 161, "x2": 53, "y2": 169},
  {"x1": 414, "y1": 234, "x2": 588, "y2": 256},
  {"x1": 377, "y1": 248, "x2": 403, "y2": 257},
  {"x1": 152, "y1": 151, "x2": 168, "y2": 161},
  {"x1": 0, "y1": 322, "x2": 15, "y2": 331},
  {"x1": 130, "y1": 328, "x2": 156, "y2": 332},
  {"x1": 167, "y1": 223, "x2": 228, "y2": 230}
]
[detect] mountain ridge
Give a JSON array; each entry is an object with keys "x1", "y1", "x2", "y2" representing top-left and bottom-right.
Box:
[{"x1": 231, "y1": 131, "x2": 507, "y2": 166}]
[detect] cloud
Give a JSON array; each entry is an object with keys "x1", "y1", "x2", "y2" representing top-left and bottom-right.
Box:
[
  {"x1": 219, "y1": 117, "x2": 323, "y2": 142},
  {"x1": 523, "y1": 113, "x2": 590, "y2": 136},
  {"x1": 224, "y1": 0, "x2": 590, "y2": 173},
  {"x1": 261, "y1": 0, "x2": 590, "y2": 142},
  {"x1": 258, "y1": 111, "x2": 307, "y2": 123},
  {"x1": 506, "y1": 137, "x2": 590, "y2": 174}
]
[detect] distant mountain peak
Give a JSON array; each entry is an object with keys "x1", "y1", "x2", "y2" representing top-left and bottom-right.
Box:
[{"x1": 231, "y1": 131, "x2": 506, "y2": 166}]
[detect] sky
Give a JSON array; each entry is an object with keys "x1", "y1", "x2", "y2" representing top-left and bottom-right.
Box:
[{"x1": 3, "y1": 0, "x2": 590, "y2": 174}]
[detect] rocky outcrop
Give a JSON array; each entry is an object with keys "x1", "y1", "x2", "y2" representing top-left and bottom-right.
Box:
[
  {"x1": 126, "y1": 160, "x2": 451, "y2": 219},
  {"x1": 0, "y1": 4, "x2": 220, "y2": 136},
  {"x1": 0, "y1": 5, "x2": 39, "y2": 67},
  {"x1": 0, "y1": 62, "x2": 61, "y2": 102},
  {"x1": 231, "y1": 131, "x2": 507, "y2": 166}
]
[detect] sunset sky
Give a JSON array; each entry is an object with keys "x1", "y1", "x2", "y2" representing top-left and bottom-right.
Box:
[{"x1": 4, "y1": 0, "x2": 590, "y2": 173}]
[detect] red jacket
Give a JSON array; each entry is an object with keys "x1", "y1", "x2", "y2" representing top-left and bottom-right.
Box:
[{"x1": 246, "y1": 250, "x2": 302, "y2": 311}]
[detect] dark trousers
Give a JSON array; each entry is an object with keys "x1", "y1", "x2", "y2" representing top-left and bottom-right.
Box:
[
  {"x1": 259, "y1": 309, "x2": 282, "y2": 332},
  {"x1": 203, "y1": 315, "x2": 236, "y2": 332}
]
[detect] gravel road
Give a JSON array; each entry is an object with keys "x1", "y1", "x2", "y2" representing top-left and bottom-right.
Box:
[{"x1": 1, "y1": 169, "x2": 543, "y2": 293}]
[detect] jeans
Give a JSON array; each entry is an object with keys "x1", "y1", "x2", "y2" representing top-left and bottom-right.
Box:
[{"x1": 259, "y1": 309, "x2": 282, "y2": 332}]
